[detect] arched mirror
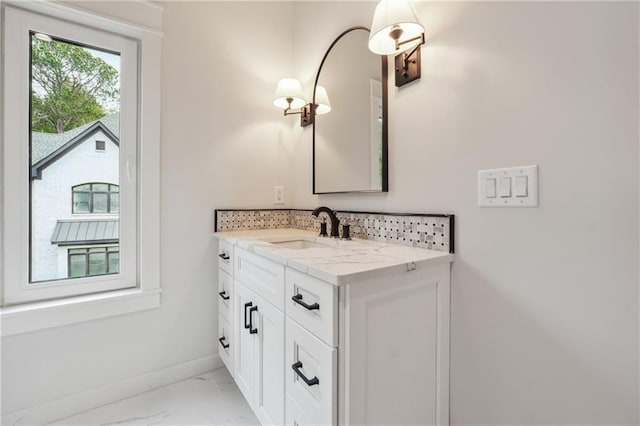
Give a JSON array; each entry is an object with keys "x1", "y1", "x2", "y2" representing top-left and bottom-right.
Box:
[{"x1": 313, "y1": 27, "x2": 388, "y2": 194}]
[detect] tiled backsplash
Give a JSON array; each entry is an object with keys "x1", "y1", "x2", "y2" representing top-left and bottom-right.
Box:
[{"x1": 215, "y1": 209, "x2": 454, "y2": 253}]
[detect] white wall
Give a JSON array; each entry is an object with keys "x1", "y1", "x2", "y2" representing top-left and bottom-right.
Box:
[
  {"x1": 1, "y1": 1, "x2": 294, "y2": 419},
  {"x1": 291, "y1": 1, "x2": 639, "y2": 424},
  {"x1": 3, "y1": 2, "x2": 638, "y2": 425}
]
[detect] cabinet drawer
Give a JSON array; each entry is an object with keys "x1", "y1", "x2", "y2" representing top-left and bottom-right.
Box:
[
  {"x1": 286, "y1": 318, "x2": 336, "y2": 426},
  {"x1": 218, "y1": 269, "x2": 233, "y2": 322},
  {"x1": 286, "y1": 268, "x2": 337, "y2": 347},
  {"x1": 286, "y1": 394, "x2": 315, "y2": 426},
  {"x1": 218, "y1": 314, "x2": 233, "y2": 376},
  {"x1": 235, "y1": 247, "x2": 285, "y2": 311},
  {"x1": 218, "y1": 239, "x2": 234, "y2": 276}
]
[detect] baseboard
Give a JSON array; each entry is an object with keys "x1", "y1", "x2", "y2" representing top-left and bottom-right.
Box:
[{"x1": 2, "y1": 353, "x2": 223, "y2": 426}]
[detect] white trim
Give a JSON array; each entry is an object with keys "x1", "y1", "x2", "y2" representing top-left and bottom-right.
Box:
[
  {"x1": 637, "y1": 1, "x2": 640, "y2": 419},
  {"x1": 0, "y1": 1, "x2": 162, "y2": 328},
  {"x1": 0, "y1": 353, "x2": 223, "y2": 426},
  {"x1": 0, "y1": 288, "x2": 161, "y2": 336},
  {"x1": 0, "y1": 4, "x2": 8, "y2": 306},
  {"x1": 5, "y1": 0, "x2": 164, "y2": 37},
  {"x1": 137, "y1": 29, "x2": 162, "y2": 298},
  {"x1": 2, "y1": 6, "x2": 138, "y2": 303},
  {"x1": 139, "y1": 0, "x2": 165, "y2": 13}
]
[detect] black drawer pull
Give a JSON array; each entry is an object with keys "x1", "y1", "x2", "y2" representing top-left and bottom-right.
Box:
[
  {"x1": 292, "y1": 293, "x2": 320, "y2": 311},
  {"x1": 244, "y1": 302, "x2": 252, "y2": 329},
  {"x1": 291, "y1": 361, "x2": 319, "y2": 386},
  {"x1": 219, "y1": 290, "x2": 230, "y2": 300},
  {"x1": 249, "y1": 306, "x2": 258, "y2": 334},
  {"x1": 218, "y1": 253, "x2": 230, "y2": 260},
  {"x1": 218, "y1": 336, "x2": 229, "y2": 349}
]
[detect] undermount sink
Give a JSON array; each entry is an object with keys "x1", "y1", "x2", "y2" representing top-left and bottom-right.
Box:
[{"x1": 269, "y1": 239, "x2": 325, "y2": 249}]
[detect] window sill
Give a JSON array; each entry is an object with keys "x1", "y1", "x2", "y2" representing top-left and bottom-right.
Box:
[{"x1": 0, "y1": 288, "x2": 161, "y2": 337}]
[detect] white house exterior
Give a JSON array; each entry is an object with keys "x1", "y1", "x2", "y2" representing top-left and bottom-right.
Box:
[{"x1": 31, "y1": 113, "x2": 120, "y2": 282}]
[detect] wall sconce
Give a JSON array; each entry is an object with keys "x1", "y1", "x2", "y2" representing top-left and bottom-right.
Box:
[
  {"x1": 368, "y1": 0, "x2": 425, "y2": 87},
  {"x1": 314, "y1": 85, "x2": 331, "y2": 115},
  {"x1": 273, "y1": 79, "x2": 331, "y2": 127},
  {"x1": 273, "y1": 78, "x2": 312, "y2": 127}
]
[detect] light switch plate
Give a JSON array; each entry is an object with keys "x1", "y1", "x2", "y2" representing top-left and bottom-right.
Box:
[{"x1": 478, "y1": 165, "x2": 538, "y2": 207}]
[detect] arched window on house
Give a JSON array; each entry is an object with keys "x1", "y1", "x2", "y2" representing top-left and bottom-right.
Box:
[{"x1": 72, "y1": 183, "x2": 119, "y2": 214}]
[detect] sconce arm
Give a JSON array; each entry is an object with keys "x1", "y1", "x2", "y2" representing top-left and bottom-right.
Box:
[
  {"x1": 398, "y1": 33, "x2": 425, "y2": 71},
  {"x1": 394, "y1": 32, "x2": 425, "y2": 52},
  {"x1": 284, "y1": 103, "x2": 314, "y2": 127},
  {"x1": 402, "y1": 42, "x2": 421, "y2": 70},
  {"x1": 283, "y1": 107, "x2": 302, "y2": 117}
]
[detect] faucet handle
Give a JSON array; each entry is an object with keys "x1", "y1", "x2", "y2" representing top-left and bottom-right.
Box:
[
  {"x1": 341, "y1": 223, "x2": 351, "y2": 240},
  {"x1": 319, "y1": 219, "x2": 328, "y2": 237}
]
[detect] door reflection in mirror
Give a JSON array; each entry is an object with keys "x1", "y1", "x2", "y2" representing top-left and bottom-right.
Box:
[{"x1": 313, "y1": 27, "x2": 388, "y2": 194}]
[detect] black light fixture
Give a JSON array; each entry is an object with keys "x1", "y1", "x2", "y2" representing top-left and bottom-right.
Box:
[
  {"x1": 273, "y1": 79, "x2": 331, "y2": 127},
  {"x1": 368, "y1": 0, "x2": 426, "y2": 87}
]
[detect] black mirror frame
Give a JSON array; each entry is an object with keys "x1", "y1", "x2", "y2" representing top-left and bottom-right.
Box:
[{"x1": 312, "y1": 26, "x2": 389, "y2": 195}]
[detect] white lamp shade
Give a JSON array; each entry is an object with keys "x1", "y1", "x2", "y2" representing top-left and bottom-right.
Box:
[
  {"x1": 368, "y1": 0, "x2": 425, "y2": 55},
  {"x1": 314, "y1": 86, "x2": 331, "y2": 115},
  {"x1": 273, "y1": 78, "x2": 306, "y2": 109}
]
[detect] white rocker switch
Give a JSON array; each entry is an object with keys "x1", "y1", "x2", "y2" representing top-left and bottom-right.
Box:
[
  {"x1": 478, "y1": 165, "x2": 538, "y2": 207},
  {"x1": 499, "y1": 177, "x2": 511, "y2": 198},
  {"x1": 485, "y1": 178, "x2": 497, "y2": 198},
  {"x1": 515, "y1": 175, "x2": 528, "y2": 197}
]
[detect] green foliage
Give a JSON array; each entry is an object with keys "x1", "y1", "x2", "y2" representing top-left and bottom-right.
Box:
[
  {"x1": 32, "y1": 83, "x2": 106, "y2": 133},
  {"x1": 31, "y1": 37, "x2": 119, "y2": 133}
]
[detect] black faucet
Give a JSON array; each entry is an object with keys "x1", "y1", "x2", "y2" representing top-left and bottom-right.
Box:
[{"x1": 312, "y1": 206, "x2": 340, "y2": 238}]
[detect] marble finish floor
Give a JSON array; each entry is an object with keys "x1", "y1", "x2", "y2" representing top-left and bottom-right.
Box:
[{"x1": 50, "y1": 368, "x2": 259, "y2": 426}]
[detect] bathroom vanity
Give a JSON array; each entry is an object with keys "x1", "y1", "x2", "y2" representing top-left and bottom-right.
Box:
[{"x1": 215, "y1": 227, "x2": 452, "y2": 425}]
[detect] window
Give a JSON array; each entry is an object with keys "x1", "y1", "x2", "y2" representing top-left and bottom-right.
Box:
[
  {"x1": 73, "y1": 183, "x2": 119, "y2": 214},
  {"x1": 2, "y1": 2, "x2": 160, "y2": 335},
  {"x1": 96, "y1": 140, "x2": 106, "y2": 151},
  {"x1": 2, "y1": 6, "x2": 141, "y2": 304},
  {"x1": 69, "y1": 246, "x2": 119, "y2": 278}
]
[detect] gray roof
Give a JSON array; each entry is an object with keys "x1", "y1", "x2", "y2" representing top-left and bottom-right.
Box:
[
  {"x1": 51, "y1": 219, "x2": 119, "y2": 246},
  {"x1": 32, "y1": 113, "x2": 119, "y2": 165}
]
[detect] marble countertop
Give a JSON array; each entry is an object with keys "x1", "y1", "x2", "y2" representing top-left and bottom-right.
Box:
[{"x1": 214, "y1": 228, "x2": 453, "y2": 285}]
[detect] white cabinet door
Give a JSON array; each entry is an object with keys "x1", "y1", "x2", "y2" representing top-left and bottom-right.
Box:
[
  {"x1": 234, "y1": 280, "x2": 285, "y2": 426},
  {"x1": 285, "y1": 318, "x2": 336, "y2": 426},
  {"x1": 344, "y1": 270, "x2": 444, "y2": 425},
  {"x1": 253, "y1": 292, "x2": 285, "y2": 426},
  {"x1": 286, "y1": 394, "x2": 315, "y2": 426},
  {"x1": 234, "y1": 280, "x2": 256, "y2": 405}
]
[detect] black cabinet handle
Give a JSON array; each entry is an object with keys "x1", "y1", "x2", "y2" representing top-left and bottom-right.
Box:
[
  {"x1": 244, "y1": 302, "x2": 252, "y2": 329},
  {"x1": 292, "y1": 293, "x2": 320, "y2": 311},
  {"x1": 291, "y1": 361, "x2": 319, "y2": 386},
  {"x1": 248, "y1": 306, "x2": 258, "y2": 334},
  {"x1": 219, "y1": 290, "x2": 230, "y2": 300},
  {"x1": 218, "y1": 253, "x2": 230, "y2": 260},
  {"x1": 218, "y1": 336, "x2": 229, "y2": 349}
]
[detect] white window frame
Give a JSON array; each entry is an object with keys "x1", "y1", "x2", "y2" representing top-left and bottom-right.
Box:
[{"x1": 1, "y1": 2, "x2": 161, "y2": 336}]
